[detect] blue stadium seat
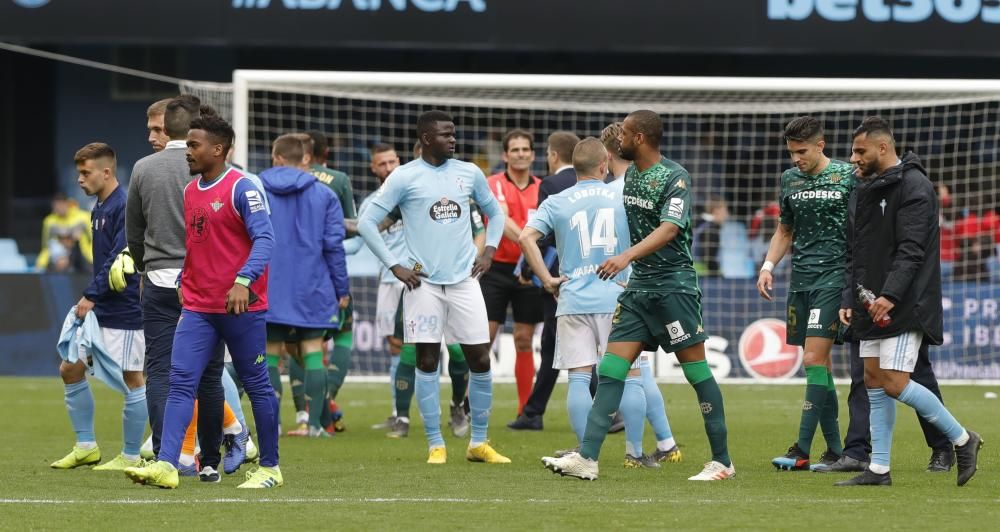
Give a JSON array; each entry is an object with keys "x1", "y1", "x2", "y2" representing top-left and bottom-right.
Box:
[
  {"x1": 0, "y1": 254, "x2": 28, "y2": 273},
  {"x1": 0, "y1": 238, "x2": 19, "y2": 257}
]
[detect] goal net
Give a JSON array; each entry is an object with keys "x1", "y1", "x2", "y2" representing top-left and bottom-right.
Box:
[{"x1": 182, "y1": 72, "x2": 1000, "y2": 382}]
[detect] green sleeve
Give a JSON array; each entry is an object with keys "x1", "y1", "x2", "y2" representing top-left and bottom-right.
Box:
[{"x1": 333, "y1": 171, "x2": 356, "y2": 219}]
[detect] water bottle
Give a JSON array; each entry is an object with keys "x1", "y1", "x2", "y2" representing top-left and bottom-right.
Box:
[{"x1": 856, "y1": 284, "x2": 891, "y2": 328}]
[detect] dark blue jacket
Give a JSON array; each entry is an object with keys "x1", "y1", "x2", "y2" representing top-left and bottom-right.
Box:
[
  {"x1": 84, "y1": 185, "x2": 142, "y2": 329},
  {"x1": 260, "y1": 166, "x2": 349, "y2": 329}
]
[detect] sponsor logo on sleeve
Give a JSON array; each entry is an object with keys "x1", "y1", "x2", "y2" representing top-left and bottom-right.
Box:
[
  {"x1": 245, "y1": 190, "x2": 264, "y2": 213},
  {"x1": 667, "y1": 198, "x2": 685, "y2": 219}
]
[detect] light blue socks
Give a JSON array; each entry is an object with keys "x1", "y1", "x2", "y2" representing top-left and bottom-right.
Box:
[
  {"x1": 867, "y1": 387, "x2": 896, "y2": 471},
  {"x1": 567, "y1": 372, "x2": 593, "y2": 443},
  {"x1": 122, "y1": 386, "x2": 148, "y2": 457},
  {"x1": 222, "y1": 370, "x2": 247, "y2": 428},
  {"x1": 622, "y1": 377, "x2": 646, "y2": 458},
  {"x1": 897, "y1": 380, "x2": 966, "y2": 444},
  {"x1": 639, "y1": 357, "x2": 674, "y2": 444},
  {"x1": 65, "y1": 380, "x2": 96, "y2": 444},
  {"x1": 389, "y1": 355, "x2": 400, "y2": 413},
  {"x1": 468, "y1": 370, "x2": 492, "y2": 446},
  {"x1": 416, "y1": 368, "x2": 445, "y2": 448}
]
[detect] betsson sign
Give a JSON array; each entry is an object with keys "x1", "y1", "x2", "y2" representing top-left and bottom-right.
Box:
[
  {"x1": 768, "y1": 0, "x2": 1000, "y2": 23},
  {"x1": 230, "y1": 0, "x2": 486, "y2": 11}
]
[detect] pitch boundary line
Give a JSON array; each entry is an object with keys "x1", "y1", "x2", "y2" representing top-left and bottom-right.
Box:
[{"x1": 1, "y1": 497, "x2": 995, "y2": 505}]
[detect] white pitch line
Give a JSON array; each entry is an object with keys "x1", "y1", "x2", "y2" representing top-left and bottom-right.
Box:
[{"x1": 2, "y1": 497, "x2": 994, "y2": 505}]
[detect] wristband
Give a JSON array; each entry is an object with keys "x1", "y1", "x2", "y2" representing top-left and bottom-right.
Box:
[
  {"x1": 234, "y1": 276, "x2": 251, "y2": 287},
  {"x1": 760, "y1": 260, "x2": 775, "y2": 273}
]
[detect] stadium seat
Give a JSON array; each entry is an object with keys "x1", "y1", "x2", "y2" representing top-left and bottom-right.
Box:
[
  {"x1": 0, "y1": 254, "x2": 29, "y2": 273},
  {"x1": 0, "y1": 238, "x2": 19, "y2": 257}
]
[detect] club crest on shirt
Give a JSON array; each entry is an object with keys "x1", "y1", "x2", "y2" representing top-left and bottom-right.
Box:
[
  {"x1": 648, "y1": 178, "x2": 659, "y2": 190},
  {"x1": 210, "y1": 197, "x2": 224, "y2": 212},
  {"x1": 429, "y1": 197, "x2": 462, "y2": 224},
  {"x1": 830, "y1": 174, "x2": 842, "y2": 184}
]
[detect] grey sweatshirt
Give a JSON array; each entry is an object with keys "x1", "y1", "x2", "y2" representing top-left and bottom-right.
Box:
[{"x1": 125, "y1": 146, "x2": 192, "y2": 272}]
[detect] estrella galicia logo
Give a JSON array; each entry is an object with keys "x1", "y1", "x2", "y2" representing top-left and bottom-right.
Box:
[
  {"x1": 13, "y1": 0, "x2": 50, "y2": 7},
  {"x1": 429, "y1": 197, "x2": 461, "y2": 224}
]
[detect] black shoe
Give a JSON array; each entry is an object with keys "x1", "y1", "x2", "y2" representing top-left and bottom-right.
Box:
[
  {"x1": 926, "y1": 447, "x2": 954, "y2": 472},
  {"x1": 955, "y1": 430, "x2": 983, "y2": 486},
  {"x1": 814, "y1": 454, "x2": 869, "y2": 473},
  {"x1": 607, "y1": 411, "x2": 625, "y2": 434},
  {"x1": 771, "y1": 442, "x2": 810, "y2": 471},
  {"x1": 198, "y1": 466, "x2": 221, "y2": 483},
  {"x1": 507, "y1": 414, "x2": 543, "y2": 431},
  {"x1": 807, "y1": 449, "x2": 841, "y2": 472},
  {"x1": 834, "y1": 469, "x2": 891, "y2": 486}
]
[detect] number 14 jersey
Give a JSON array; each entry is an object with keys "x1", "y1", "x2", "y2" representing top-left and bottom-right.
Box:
[{"x1": 525, "y1": 179, "x2": 629, "y2": 316}]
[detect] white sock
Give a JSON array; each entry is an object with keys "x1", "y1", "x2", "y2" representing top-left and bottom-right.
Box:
[
  {"x1": 123, "y1": 453, "x2": 140, "y2": 461},
  {"x1": 397, "y1": 416, "x2": 409, "y2": 423},
  {"x1": 625, "y1": 441, "x2": 642, "y2": 458},
  {"x1": 179, "y1": 453, "x2": 195, "y2": 467},
  {"x1": 657, "y1": 437, "x2": 677, "y2": 452},
  {"x1": 954, "y1": 429, "x2": 970, "y2": 447},
  {"x1": 223, "y1": 422, "x2": 243, "y2": 436},
  {"x1": 76, "y1": 441, "x2": 97, "y2": 450},
  {"x1": 868, "y1": 463, "x2": 890, "y2": 474},
  {"x1": 295, "y1": 411, "x2": 308, "y2": 425}
]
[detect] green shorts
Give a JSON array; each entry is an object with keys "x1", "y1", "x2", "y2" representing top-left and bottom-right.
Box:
[
  {"x1": 607, "y1": 291, "x2": 708, "y2": 352},
  {"x1": 266, "y1": 324, "x2": 327, "y2": 343},
  {"x1": 786, "y1": 287, "x2": 844, "y2": 347}
]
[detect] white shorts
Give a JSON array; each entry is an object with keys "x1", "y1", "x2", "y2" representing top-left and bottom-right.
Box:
[
  {"x1": 859, "y1": 330, "x2": 922, "y2": 372},
  {"x1": 554, "y1": 314, "x2": 613, "y2": 370},
  {"x1": 375, "y1": 281, "x2": 405, "y2": 339},
  {"x1": 402, "y1": 277, "x2": 490, "y2": 345},
  {"x1": 101, "y1": 328, "x2": 145, "y2": 372}
]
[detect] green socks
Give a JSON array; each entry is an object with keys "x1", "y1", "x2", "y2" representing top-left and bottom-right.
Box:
[
  {"x1": 288, "y1": 356, "x2": 306, "y2": 413},
  {"x1": 579, "y1": 354, "x2": 631, "y2": 460},
  {"x1": 819, "y1": 372, "x2": 844, "y2": 455},
  {"x1": 327, "y1": 332, "x2": 353, "y2": 401},
  {"x1": 796, "y1": 365, "x2": 829, "y2": 456},
  {"x1": 682, "y1": 360, "x2": 731, "y2": 467},
  {"x1": 395, "y1": 344, "x2": 417, "y2": 418},
  {"x1": 266, "y1": 354, "x2": 282, "y2": 426},
  {"x1": 303, "y1": 352, "x2": 327, "y2": 429},
  {"x1": 446, "y1": 344, "x2": 469, "y2": 407}
]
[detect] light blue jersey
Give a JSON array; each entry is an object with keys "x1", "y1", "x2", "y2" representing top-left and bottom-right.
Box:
[
  {"x1": 359, "y1": 194, "x2": 408, "y2": 284},
  {"x1": 526, "y1": 179, "x2": 629, "y2": 316},
  {"x1": 359, "y1": 158, "x2": 505, "y2": 285}
]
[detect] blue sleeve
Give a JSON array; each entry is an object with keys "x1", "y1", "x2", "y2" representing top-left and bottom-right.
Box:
[
  {"x1": 83, "y1": 202, "x2": 126, "y2": 300},
  {"x1": 471, "y1": 168, "x2": 505, "y2": 248},
  {"x1": 234, "y1": 178, "x2": 274, "y2": 282},
  {"x1": 323, "y1": 191, "x2": 350, "y2": 300},
  {"x1": 358, "y1": 202, "x2": 399, "y2": 269},
  {"x1": 524, "y1": 200, "x2": 553, "y2": 238},
  {"x1": 361, "y1": 177, "x2": 403, "y2": 268}
]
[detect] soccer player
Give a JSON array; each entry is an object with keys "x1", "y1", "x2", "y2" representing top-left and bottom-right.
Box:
[
  {"x1": 600, "y1": 122, "x2": 681, "y2": 465},
  {"x1": 834, "y1": 117, "x2": 982, "y2": 487},
  {"x1": 542, "y1": 110, "x2": 732, "y2": 481},
  {"x1": 358, "y1": 110, "x2": 510, "y2": 465},
  {"x1": 261, "y1": 134, "x2": 349, "y2": 438},
  {"x1": 125, "y1": 95, "x2": 230, "y2": 478},
  {"x1": 520, "y1": 137, "x2": 658, "y2": 468},
  {"x1": 125, "y1": 115, "x2": 280, "y2": 489},
  {"x1": 481, "y1": 129, "x2": 544, "y2": 416},
  {"x1": 146, "y1": 98, "x2": 171, "y2": 153},
  {"x1": 50, "y1": 143, "x2": 148, "y2": 471},
  {"x1": 756, "y1": 116, "x2": 851, "y2": 471}
]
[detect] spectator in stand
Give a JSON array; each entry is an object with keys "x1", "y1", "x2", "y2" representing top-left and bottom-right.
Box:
[
  {"x1": 748, "y1": 201, "x2": 780, "y2": 267},
  {"x1": 937, "y1": 184, "x2": 956, "y2": 278},
  {"x1": 693, "y1": 195, "x2": 729, "y2": 277},
  {"x1": 37, "y1": 192, "x2": 93, "y2": 271},
  {"x1": 953, "y1": 193, "x2": 998, "y2": 282}
]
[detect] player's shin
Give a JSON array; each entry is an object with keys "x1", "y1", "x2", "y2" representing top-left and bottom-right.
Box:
[
  {"x1": 65, "y1": 380, "x2": 96, "y2": 445},
  {"x1": 639, "y1": 357, "x2": 674, "y2": 446},
  {"x1": 122, "y1": 386, "x2": 148, "y2": 458},
  {"x1": 580, "y1": 354, "x2": 630, "y2": 460},
  {"x1": 415, "y1": 368, "x2": 445, "y2": 448},
  {"x1": 797, "y1": 365, "x2": 830, "y2": 456},
  {"x1": 327, "y1": 332, "x2": 353, "y2": 400},
  {"x1": 867, "y1": 387, "x2": 895, "y2": 473},
  {"x1": 567, "y1": 371, "x2": 593, "y2": 443},
  {"x1": 819, "y1": 373, "x2": 844, "y2": 454},
  {"x1": 468, "y1": 370, "x2": 492, "y2": 446},
  {"x1": 622, "y1": 377, "x2": 647, "y2": 458},
  {"x1": 447, "y1": 344, "x2": 469, "y2": 407},
  {"x1": 682, "y1": 359, "x2": 731, "y2": 467},
  {"x1": 303, "y1": 351, "x2": 327, "y2": 430}
]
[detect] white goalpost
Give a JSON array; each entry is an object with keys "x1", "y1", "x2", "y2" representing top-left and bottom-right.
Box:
[{"x1": 182, "y1": 71, "x2": 1000, "y2": 383}]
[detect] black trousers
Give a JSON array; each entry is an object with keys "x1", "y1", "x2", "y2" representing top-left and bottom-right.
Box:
[
  {"x1": 522, "y1": 297, "x2": 559, "y2": 418},
  {"x1": 843, "y1": 338, "x2": 950, "y2": 461},
  {"x1": 142, "y1": 279, "x2": 225, "y2": 468}
]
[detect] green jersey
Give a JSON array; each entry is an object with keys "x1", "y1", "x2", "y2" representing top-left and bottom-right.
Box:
[
  {"x1": 310, "y1": 164, "x2": 357, "y2": 219},
  {"x1": 778, "y1": 159, "x2": 855, "y2": 292},
  {"x1": 623, "y1": 156, "x2": 699, "y2": 294}
]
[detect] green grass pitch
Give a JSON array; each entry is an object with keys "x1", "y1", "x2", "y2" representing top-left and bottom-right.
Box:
[{"x1": 1, "y1": 377, "x2": 996, "y2": 530}]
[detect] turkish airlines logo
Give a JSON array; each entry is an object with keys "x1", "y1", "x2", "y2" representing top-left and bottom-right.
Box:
[
  {"x1": 12, "y1": 0, "x2": 50, "y2": 7},
  {"x1": 738, "y1": 318, "x2": 802, "y2": 380}
]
